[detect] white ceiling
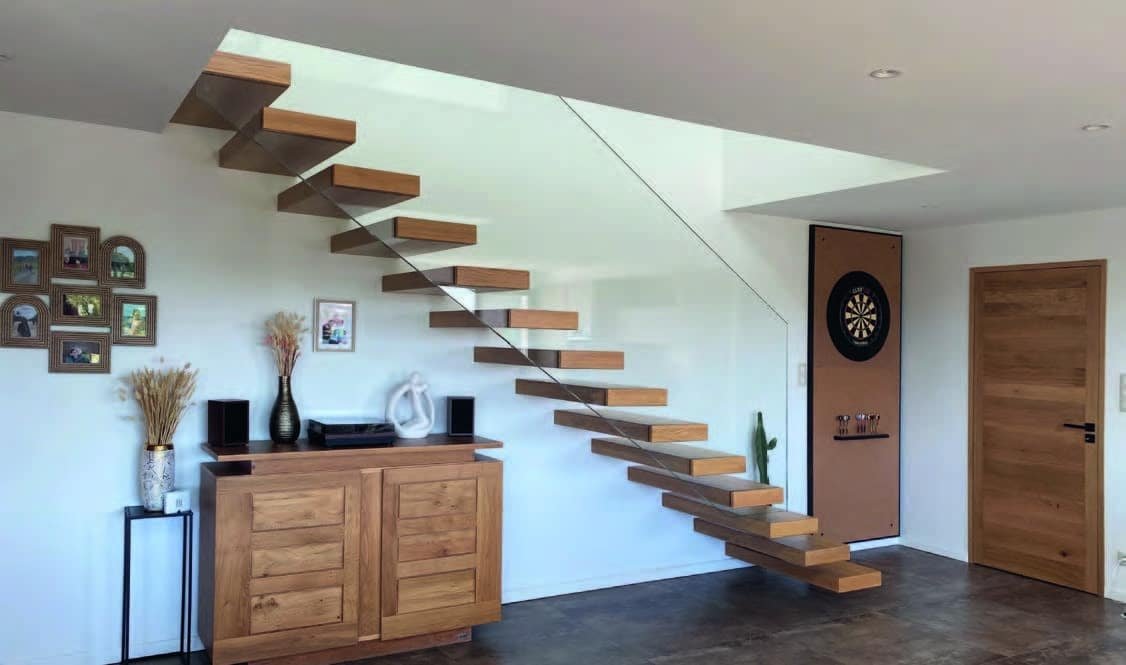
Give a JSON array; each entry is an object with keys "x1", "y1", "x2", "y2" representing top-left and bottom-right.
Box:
[{"x1": 3, "y1": 1, "x2": 1125, "y2": 229}]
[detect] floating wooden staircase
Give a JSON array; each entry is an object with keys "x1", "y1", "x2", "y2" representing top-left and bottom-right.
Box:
[
  {"x1": 278, "y1": 165, "x2": 420, "y2": 218},
  {"x1": 220, "y1": 108, "x2": 356, "y2": 175},
  {"x1": 517, "y1": 380, "x2": 666, "y2": 406},
  {"x1": 170, "y1": 50, "x2": 882, "y2": 594},
  {"x1": 384, "y1": 266, "x2": 530, "y2": 294},
  {"x1": 430, "y1": 309, "x2": 578, "y2": 330},
  {"x1": 555, "y1": 409, "x2": 707, "y2": 443},
  {"x1": 474, "y1": 347, "x2": 625, "y2": 369},
  {"x1": 592, "y1": 439, "x2": 745, "y2": 476},
  {"x1": 332, "y1": 217, "x2": 477, "y2": 258},
  {"x1": 628, "y1": 467, "x2": 783, "y2": 508}
]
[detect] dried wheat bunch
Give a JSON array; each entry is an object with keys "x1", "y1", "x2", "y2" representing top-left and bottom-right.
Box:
[{"x1": 119, "y1": 361, "x2": 199, "y2": 448}]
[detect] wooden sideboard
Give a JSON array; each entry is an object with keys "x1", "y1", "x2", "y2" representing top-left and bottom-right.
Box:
[{"x1": 199, "y1": 435, "x2": 503, "y2": 665}]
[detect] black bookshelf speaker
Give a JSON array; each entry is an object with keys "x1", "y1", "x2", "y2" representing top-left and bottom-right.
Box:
[
  {"x1": 447, "y1": 396, "x2": 475, "y2": 436},
  {"x1": 208, "y1": 399, "x2": 249, "y2": 446}
]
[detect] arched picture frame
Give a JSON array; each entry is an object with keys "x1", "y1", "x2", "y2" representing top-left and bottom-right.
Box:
[
  {"x1": 1, "y1": 294, "x2": 49, "y2": 349},
  {"x1": 99, "y1": 235, "x2": 146, "y2": 289}
]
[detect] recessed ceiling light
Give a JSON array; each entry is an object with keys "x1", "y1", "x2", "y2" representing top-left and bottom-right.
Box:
[
  {"x1": 869, "y1": 68, "x2": 902, "y2": 79},
  {"x1": 1081, "y1": 123, "x2": 1111, "y2": 132}
]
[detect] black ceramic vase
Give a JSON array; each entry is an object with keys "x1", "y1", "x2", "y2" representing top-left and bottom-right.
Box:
[{"x1": 269, "y1": 376, "x2": 300, "y2": 444}]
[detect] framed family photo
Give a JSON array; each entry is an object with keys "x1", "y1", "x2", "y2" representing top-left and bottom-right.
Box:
[
  {"x1": 99, "y1": 235, "x2": 146, "y2": 289},
  {"x1": 49, "y1": 331, "x2": 111, "y2": 374},
  {"x1": 1, "y1": 238, "x2": 50, "y2": 294},
  {"x1": 51, "y1": 284, "x2": 111, "y2": 327},
  {"x1": 1, "y1": 295, "x2": 49, "y2": 348},
  {"x1": 314, "y1": 298, "x2": 356, "y2": 352},
  {"x1": 50, "y1": 224, "x2": 100, "y2": 280},
  {"x1": 113, "y1": 294, "x2": 157, "y2": 346}
]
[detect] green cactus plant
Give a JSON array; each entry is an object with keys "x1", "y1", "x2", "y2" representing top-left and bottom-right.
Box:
[{"x1": 752, "y1": 411, "x2": 777, "y2": 485}]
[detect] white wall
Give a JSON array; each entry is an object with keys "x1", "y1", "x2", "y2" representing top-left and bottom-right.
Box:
[
  {"x1": 901, "y1": 208, "x2": 1126, "y2": 600},
  {"x1": 0, "y1": 85, "x2": 813, "y2": 665}
]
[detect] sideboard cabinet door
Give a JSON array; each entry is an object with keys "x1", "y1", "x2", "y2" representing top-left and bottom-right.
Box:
[
  {"x1": 381, "y1": 459, "x2": 502, "y2": 640},
  {"x1": 211, "y1": 471, "x2": 362, "y2": 665}
]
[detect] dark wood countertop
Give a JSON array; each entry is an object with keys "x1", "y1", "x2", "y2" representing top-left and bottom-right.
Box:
[{"x1": 203, "y1": 433, "x2": 502, "y2": 463}]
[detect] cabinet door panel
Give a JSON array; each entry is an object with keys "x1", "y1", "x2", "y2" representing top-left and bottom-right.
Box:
[
  {"x1": 212, "y1": 471, "x2": 360, "y2": 665},
  {"x1": 381, "y1": 459, "x2": 502, "y2": 640}
]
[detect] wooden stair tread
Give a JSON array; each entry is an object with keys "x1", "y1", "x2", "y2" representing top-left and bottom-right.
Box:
[
  {"x1": 277, "y1": 165, "x2": 420, "y2": 218},
  {"x1": 661, "y1": 493, "x2": 818, "y2": 538},
  {"x1": 473, "y1": 347, "x2": 624, "y2": 370},
  {"x1": 554, "y1": 409, "x2": 707, "y2": 442},
  {"x1": 726, "y1": 544, "x2": 881, "y2": 593},
  {"x1": 332, "y1": 218, "x2": 477, "y2": 258},
  {"x1": 430, "y1": 309, "x2": 578, "y2": 330},
  {"x1": 694, "y1": 520, "x2": 849, "y2": 567},
  {"x1": 220, "y1": 108, "x2": 356, "y2": 175},
  {"x1": 171, "y1": 51, "x2": 291, "y2": 130},
  {"x1": 384, "y1": 266, "x2": 530, "y2": 294},
  {"x1": 517, "y1": 379, "x2": 666, "y2": 406},
  {"x1": 592, "y1": 438, "x2": 745, "y2": 476},
  {"x1": 627, "y1": 466, "x2": 782, "y2": 508}
]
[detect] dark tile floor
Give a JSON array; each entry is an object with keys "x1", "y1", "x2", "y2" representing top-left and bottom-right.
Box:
[{"x1": 177, "y1": 546, "x2": 1126, "y2": 665}]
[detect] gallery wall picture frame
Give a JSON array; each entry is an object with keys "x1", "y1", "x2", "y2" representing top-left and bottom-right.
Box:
[
  {"x1": 50, "y1": 223, "x2": 101, "y2": 280},
  {"x1": 1, "y1": 238, "x2": 51, "y2": 295},
  {"x1": 1, "y1": 295, "x2": 49, "y2": 349},
  {"x1": 113, "y1": 294, "x2": 157, "y2": 346},
  {"x1": 313, "y1": 298, "x2": 356, "y2": 352},
  {"x1": 99, "y1": 236, "x2": 146, "y2": 289},
  {"x1": 51, "y1": 284, "x2": 112, "y2": 327},
  {"x1": 49, "y1": 331, "x2": 112, "y2": 374}
]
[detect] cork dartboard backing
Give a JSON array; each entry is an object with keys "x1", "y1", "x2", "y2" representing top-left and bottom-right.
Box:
[{"x1": 809, "y1": 226, "x2": 901, "y2": 543}]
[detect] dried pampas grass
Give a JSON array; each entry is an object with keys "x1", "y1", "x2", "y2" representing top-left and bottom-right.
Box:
[{"x1": 265, "y1": 311, "x2": 308, "y2": 377}]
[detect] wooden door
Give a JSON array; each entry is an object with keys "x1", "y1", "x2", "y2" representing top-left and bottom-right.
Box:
[
  {"x1": 381, "y1": 459, "x2": 502, "y2": 640},
  {"x1": 970, "y1": 261, "x2": 1105, "y2": 593},
  {"x1": 211, "y1": 471, "x2": 361, "y2": 665}
]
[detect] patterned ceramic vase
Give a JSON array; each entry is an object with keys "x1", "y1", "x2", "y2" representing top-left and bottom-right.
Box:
[
  {"x1": 269, "y1": 376, "x2": 300, "y2": 444},
  {"x1": 141, "y1": 444, "x2": 175, "y2": 511}
]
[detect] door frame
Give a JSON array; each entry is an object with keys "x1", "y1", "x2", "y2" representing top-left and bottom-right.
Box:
[{"x1": 967, "y1": 259, "x2": 1106, "y2": 593}]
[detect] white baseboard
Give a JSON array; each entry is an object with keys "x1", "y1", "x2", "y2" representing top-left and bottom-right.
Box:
[
  {"x1": 502, "y1": 557, "x2": 750, "y2": 603},
  {"x1": 9, "y1": 637, "x2": 206, "y2": 665},
  {"x1": 849, "y1": 537, "x2": 900, "y2": 551},
  {"x1": 899, "y1": 538, "x2": 969, "y2": 562}
]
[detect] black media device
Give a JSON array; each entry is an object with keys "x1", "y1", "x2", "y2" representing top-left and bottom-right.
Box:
[
  {"x1": 308, "y1": 419, "x2": 398, "y2": 448},
  {"x1": 447, "y1": 396, "x2": 475, "y2": 436},
  {"x1": 207, "y1": 399, "x2": 249, "y2": 446}
]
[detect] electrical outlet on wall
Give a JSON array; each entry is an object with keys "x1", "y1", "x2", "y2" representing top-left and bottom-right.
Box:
[
  {"x1": 1117, "y1": 550, "x2": 1126, "y2": 566},
  {"x1": 798, "y1": 363, "x2": 808, "y2": 387},
  {"x1": 1119, "y1": 374, "x2": 1126, "y2": 412}
]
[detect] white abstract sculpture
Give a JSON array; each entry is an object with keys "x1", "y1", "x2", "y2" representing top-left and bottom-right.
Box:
[{"x1": 386, "y1": 372, "x2": 435, "y2": 439}]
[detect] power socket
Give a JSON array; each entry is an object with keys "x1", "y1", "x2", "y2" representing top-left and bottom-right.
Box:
[{"x1": 1118, "y1": 551, "x2": 1126, "y2": 566}]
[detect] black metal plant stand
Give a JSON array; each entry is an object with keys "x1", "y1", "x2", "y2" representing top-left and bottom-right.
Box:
[{"x1": 121, "y1": 505, "x2": 194, "y2": 665}]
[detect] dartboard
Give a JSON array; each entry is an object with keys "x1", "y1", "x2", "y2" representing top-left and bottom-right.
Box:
[{"x1": 827, "y1": 271, "x2": 890, "y2": 362}]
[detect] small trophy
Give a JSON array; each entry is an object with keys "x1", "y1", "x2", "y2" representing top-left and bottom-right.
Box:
[
  {"x1": 869, "y1": 413, "x2": 881, "y2": 433},
  {"x1": 856, "y1": 413, "x2": 868, "y2": 434},
  {"x1": 836, "y1": 414, "x2": 850, "y2": 436}
]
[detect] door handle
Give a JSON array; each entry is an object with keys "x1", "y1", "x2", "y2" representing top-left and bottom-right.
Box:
[{"x1": 1062, "y1": 422, "x2": 1096, "y2": 443}]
